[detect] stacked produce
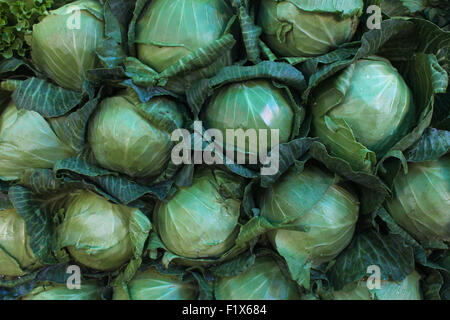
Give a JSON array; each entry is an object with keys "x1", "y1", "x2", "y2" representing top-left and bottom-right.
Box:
[{"x1": 0, "y1": 0, "x2": 449, "y2": 301}]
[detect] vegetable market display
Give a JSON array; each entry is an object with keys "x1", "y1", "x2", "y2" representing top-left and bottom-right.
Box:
[{"x1": 0, "y1": 0, "x2": 449, "y2": 301}]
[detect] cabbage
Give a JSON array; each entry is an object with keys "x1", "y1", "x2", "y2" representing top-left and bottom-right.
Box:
[
  {"x1": 57, "y1": 190, "x2": 137, "y2": 271},
  {"x1": 135, "y1": 0, "x2": 236, "y2": 93},
  {"x1": 260, "y1": 164, "x2": 359, "y2": 267},
  {"x1": 114, "y1": 267, "x2": 198, "y2": 300},
  {"x1": 153, "y1": 168, "x2": 245, "y2": 263},
  {"x1": 187, "y1": 62, "x2": 305, "y2": 172},
  {"x1": 31, "y1": 0, "x2": 105, "y2": 91},
  {"x1": 386, "y1": 155, "x2": 450, "y2": 243},
  {"x1": 256, "y1": 163, "x2": 359, "y2": 287},
  {"x1": 201, "y1": 79, "x2": 295, "y2": 158},
  {"x1": 333, "y1": 271, "x2": 422, "y2": 300},
  {"x1": 88, "y1": 91, "x2": 185, "y2": 178},
  {"x1": 215, "y1": 255, "x2": 301, "y2": 300},
  {"x1": 0, "y1": 208, "x2": 39, "y2": 277},
  {"x1": 0, "y1": 101, "x2": 76, "y2": 181},
  {"x1": 21, "y1": 282, "x2": 102, "y2": 300},
  {"x1": 258, "y1": 0, "x2": 363, "y2": 57},
  {"x1": 312, "y1": 56, "x2": 416, "y2": 173}
]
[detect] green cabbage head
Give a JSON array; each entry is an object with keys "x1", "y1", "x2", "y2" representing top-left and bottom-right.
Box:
[
  {"x1": 259, "y1": 164, "x2": 359, "y2": 267},
  {"x1": 31, "y1": 0, "x2": 105, "y2": 91},
  {"x1": 312, "y1": 56, "x2": 416, "y2": 172},
  {"x1": 258, "y1": 0, "x2": 363, "y2": 57},
  {"x1": 88, "y1": 91, "x2": 185, "y2": 178},
  {"x1": 215, "y1": 255, "x2": 301, "y2": 300},
  {"x1": 21, "y1": 282, "x2": 102, "y2": 300},
  {"x1": 0, "y1": 208, "x2": 39, "y2": 277},
  {"x1": 153, "y1": 168, "x2": 245, "y2": 262},
  {"x1": 57, "y1": 190, "x2": 137, "y2": 271},
  {"x1": 136, "y1": 0, "x2": 235, "y2": 93},
  {"x1": 386, "y1": 155, "x2": 450, "y2": 243},
  {"x1": 114, "y1": 267, "x2": 198, "y2": 300},
  {"x1": 332, "y1": 271, "x2": 422, "y2": 300},
  {"x1": 201, "y1": 80, "x2": 295, "y2": 158},
  {"x1": 0, "y1": 101, "x2": 76, "y2": 181}
]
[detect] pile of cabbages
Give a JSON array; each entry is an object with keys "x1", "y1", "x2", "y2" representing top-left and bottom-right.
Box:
[{"x1": 0, "y1": 0, "x2": 448, "y2": 300}]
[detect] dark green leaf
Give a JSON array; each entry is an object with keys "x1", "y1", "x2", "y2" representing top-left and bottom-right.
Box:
[
  {"x1": 12, "y1": 78, "x2": 82, "y2": 117},
  {"x1": 54, "y1": 156, "x2": 173, "y2": 204},
  {"x1": 328, "y1": 231, "x2": 415, "y2": 290},
  {"x1": 406, "y1": 128, "x2": 450, "y2": 161},
  {"x1": 8, "y1": 185, "x2": 56, "y2": 265}
]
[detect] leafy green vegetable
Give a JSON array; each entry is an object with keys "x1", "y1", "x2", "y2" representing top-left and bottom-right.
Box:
[
  {"x1": 258, "y1": 0, "x2": 363, "y2": 58},
  {"x1": 386, "y1": 155, "x2": 450, "y2": 244},
  {"x1": 152, "y1": 167, "x2": 246, "y2": 265},
  {"x1": 31, "y1": 0, "x2": 105, "y2": 91},
  {"x1": 311, "y1": 56, "x2": 416, "y2": 173},
  {"x1": 0, "y1": 207, "x2": 40, "y2": 277},
  {"x1": 133, "y1": 0, "x2": 238, "y2": 94},
  {"x1": 0, "y1": 0, "x2": 449, "y2": 302},
  {"x1": 21, "y1": 282, "x2": 102, "y2": 300},
  {"x1": 0, "y1": 0, "x2": 54, "y2": 59},
  {"x1": 215, "y1": 254, "x2": 301, "y2": 300},
  {"x1": 202, "y1": 79, "x2": 295, "y2": 157},
  {"x1": 332, "y1": 271, "x2": 422, "y2": 300},
  {"x1": 88, "y1": 89, "x2": 186, "y2": 178},
  {"x1": 114, "y1": 266, "x2": 198, "y2": 300},
  {"x1": 0, "y1": 100, "x2": 76, "y2": 181},
  {"x1": 259, "y1": 163, "x2": 359, "y2": 288},
  {"x1": 327, "y1": 231, "x2": 416, "y2": 292},
  {"x1": 57, "y1": 190, "x2": 150, "y2": 272}
]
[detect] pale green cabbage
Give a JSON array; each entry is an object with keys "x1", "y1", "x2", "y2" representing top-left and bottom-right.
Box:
[
  {"x1": 0, "y1": 208, "x2": 39, "y2": 277},
  {"x1": 88, "y1": 92, "x2": 185, "y2": 178},
  {"x1": 0, "y1": 101, "x2": 76, "y2": 181},
  {"x1": 312, "y1": 56, "x2": 416, "y2": 172},
  {"x1": 260, "y1": 164, "x2": 359, "y2": 267},
  {"x1": 258, "y1": 0, "x2": 363, "y2": 57},
  {"x1": 22, "y1": 282, "x2": 102, "y2": 300},
  {"x1": 57, "y1": 190, "x2": 136, "y2": 271},
  {"x1": 31, "y1": 0, "x2": 105, "y2": 91},
  {"x1": 333, "y1": 271, "x2": 422, "y2": 300},
  {"x1": 215, "y1": 255, "x2": 301, "y2": 300},
  {"x1": 201, "y1": 80, "x2": 295, "y2": 157},
  {"x1": 136, "y1": 0, "x2": 235, "y2": 93},
  {"x1": 153, "y1": 168, "x2": 244, "y2": 261},
  {"x1": 114, "y1": 267, "x2": 198, "y2": 300},
  {"x1": 386, "y1": 155, "x2": 450, "y2": 243}
]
